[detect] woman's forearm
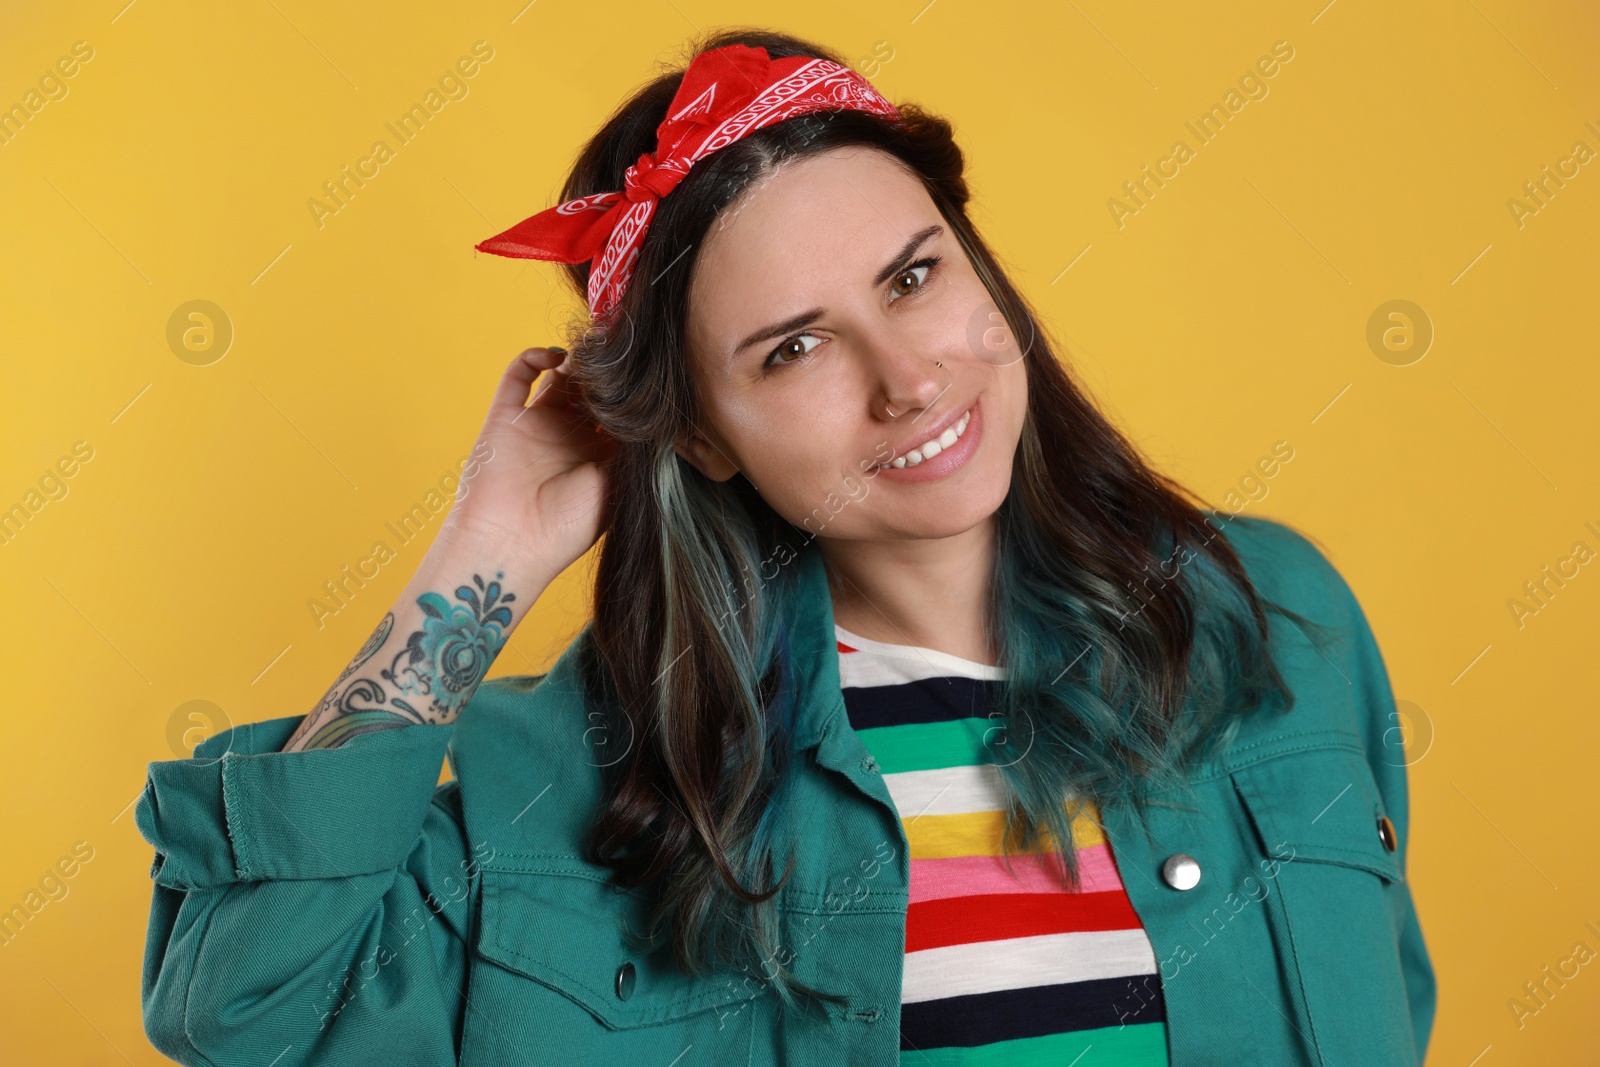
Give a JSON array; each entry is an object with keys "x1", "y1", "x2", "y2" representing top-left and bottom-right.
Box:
[{"x1": 281, "y1": 527, "x2": 557, "y2": 752}]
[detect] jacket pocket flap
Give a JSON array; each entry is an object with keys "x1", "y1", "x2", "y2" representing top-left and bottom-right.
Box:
[
  {"x1": 1230, "y1": 745, "x2": 1404, "y2": 883},
  {"x1": 477, "y1": 869, "x2": 764, "y2": 1029}
]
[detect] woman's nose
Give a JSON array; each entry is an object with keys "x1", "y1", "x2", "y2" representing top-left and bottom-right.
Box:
[{"x1": 863, "y1": 329, "x2": 951, "y2": 422}]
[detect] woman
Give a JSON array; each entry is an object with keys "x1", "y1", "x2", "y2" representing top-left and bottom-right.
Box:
[{"x1": 136, "y1": 28, "x2": 1436, "y2": 1066}]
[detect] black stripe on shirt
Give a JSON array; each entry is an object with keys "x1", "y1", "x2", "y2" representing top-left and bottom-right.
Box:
[
  {"x1": 899, "y1": 972, "x2": 1167, "y2": 1050},
  {"x1": 840, "y1": 675, "x2": 998, "y2": 730}
]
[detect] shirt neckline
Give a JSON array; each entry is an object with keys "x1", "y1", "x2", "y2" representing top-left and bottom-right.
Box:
[{"x1": 833, "y1": 621, "x2": 1009, "y2": 678}]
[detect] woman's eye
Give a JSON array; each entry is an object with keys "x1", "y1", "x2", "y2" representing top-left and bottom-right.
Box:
[
  {"x1": 766, "y1": 332, "x2": 822, "y2": 368},
  {"x1": 889, "y1": 256, "x2": 940, "y2": 300}
]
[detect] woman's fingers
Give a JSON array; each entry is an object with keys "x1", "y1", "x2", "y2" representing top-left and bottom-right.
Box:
[
  {"x1": 490, "y1": 346, "x2": 588, "y2": 420},
  {"x1": 529, "y1": 349, "x2": 582, "y2": 411},
  {"x1": 490, "y1": 346, "x2": 560, "y2": 412},
  {"x1": 491, "y1": 345, "x2": 608, "y2": 448}
]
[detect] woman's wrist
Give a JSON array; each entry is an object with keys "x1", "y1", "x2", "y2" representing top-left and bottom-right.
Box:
[
  {"x1": 426, "y1": 515, "x2": 563, "y2": 599},
  {"x1": 281, "y1": 535, "x2": 553, "y2": 751}
]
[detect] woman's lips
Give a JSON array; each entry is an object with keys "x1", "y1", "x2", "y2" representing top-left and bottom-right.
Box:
[{"x1": 870, "y1": 396, "x2": 983, "y2": 483}]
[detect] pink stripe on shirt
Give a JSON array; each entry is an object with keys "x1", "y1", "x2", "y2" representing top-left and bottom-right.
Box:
[{"x1": 908, "y1": 842, "x2": 1126, "y2": 904}]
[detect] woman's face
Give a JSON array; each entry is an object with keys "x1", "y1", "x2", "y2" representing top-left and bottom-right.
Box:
[{"x1": 679, "y1": 145, "x2": 1028, "y2": 544}]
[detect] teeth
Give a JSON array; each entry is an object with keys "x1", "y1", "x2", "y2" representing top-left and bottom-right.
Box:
[{"x1": 882, "y1": 407, "x2": 972, "y2": 469}]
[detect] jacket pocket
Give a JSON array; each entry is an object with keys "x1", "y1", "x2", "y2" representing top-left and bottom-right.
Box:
[
  {"x1": 467, "y1": 870, "x2": 761, "y2": 1036},
  {"x1": 1229, "y1": 744, "x2": 1420, "y2": 1066}
]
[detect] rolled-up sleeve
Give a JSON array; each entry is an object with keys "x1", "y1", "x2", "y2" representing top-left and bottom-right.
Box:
[
  {"x1": 137, "y1": 715, "x2": 455, "y2": 888},
  {"x1": 135, "y1": 715, "x2": 474, "y2": 1066}
]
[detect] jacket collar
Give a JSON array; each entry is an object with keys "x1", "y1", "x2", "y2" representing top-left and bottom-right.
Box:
[
  {"x1": 785, "y1": 538, "x2": 848, "y2": 752},
  {"x1": 780, "y1": 538, "x2": 890, "y2": 812}
]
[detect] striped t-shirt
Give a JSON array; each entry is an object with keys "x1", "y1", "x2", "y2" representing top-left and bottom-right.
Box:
[{"x1": 835, "y1": 623, "x2": 1170, "y2": 1066}]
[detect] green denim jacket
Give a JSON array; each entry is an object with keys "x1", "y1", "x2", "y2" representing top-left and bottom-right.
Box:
[{"x1": 136, "y1": 514, "x2": 1436, "y2": 1065}]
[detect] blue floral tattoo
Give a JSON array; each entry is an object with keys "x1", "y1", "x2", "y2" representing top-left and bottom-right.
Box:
[{"x1": 298, "y1": 572, "x2": 514, "y2": 749}]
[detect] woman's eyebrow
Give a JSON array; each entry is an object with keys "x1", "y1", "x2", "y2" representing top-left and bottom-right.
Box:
[
  {"x1": 870, "y1": 224, "x2": 943, "y2": 286},
  {"x1": 726, "y1": 224, "x2": 945, "y2": 365}
]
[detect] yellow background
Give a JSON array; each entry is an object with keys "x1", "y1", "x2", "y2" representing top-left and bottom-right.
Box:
[{"x1": 3, "y1": 1, "x2": 1597, "y2": 1062}]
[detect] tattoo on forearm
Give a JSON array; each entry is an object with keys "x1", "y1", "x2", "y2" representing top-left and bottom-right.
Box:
[{"x1": 297, "y1": 572, "x2": 515, "y2": 749}]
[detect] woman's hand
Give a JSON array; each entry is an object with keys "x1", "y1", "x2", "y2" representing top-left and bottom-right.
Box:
[{"x1": 440, "y1": 346, "x2": 616, "y2": 586}]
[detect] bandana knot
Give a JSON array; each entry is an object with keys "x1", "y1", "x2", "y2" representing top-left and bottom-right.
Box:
[{"x1": 622, "y1": 152, "x2": 687, "y2": 204}]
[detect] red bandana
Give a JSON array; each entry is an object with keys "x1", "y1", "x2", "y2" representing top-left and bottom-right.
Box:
[{"x1": 473, "y1": 44, "x2": 902, "y2": 322}]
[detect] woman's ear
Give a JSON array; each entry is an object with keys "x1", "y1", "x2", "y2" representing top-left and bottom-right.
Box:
[{"x1": 673, "y1": 431, "x2": 740, "y2": 482}]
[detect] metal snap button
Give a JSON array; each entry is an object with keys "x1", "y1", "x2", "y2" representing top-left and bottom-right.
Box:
[
  {"x1": 1377, "y1": 815, "x2": 1398, "y2": 853},
  {"x1": 1161, "y1": 853, "x2": 1201, "y2": 890},
  {"x1": 615, "y1": 961, "x2": 636, "y2": 1001}
]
